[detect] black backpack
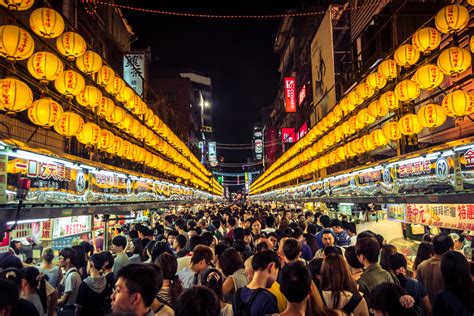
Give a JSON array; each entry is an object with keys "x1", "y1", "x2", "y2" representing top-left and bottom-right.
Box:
[{"x1": 233, "y1": 287, "x2": 267, "y2": 316}]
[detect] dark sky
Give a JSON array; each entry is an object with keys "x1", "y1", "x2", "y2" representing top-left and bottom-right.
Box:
[{"x1": 119, "y1": 0, "x2": 305, "y2": 163}]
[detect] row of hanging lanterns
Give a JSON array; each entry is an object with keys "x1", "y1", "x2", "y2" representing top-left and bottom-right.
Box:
[
  {"x1": 252, "y1": 3, "x2": 473, "y2": 195},
  {"x1": 0, "y1": 4, "x2": 217, "y2": 192}
]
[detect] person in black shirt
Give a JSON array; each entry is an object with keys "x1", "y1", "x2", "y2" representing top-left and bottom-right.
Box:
[
  {"x1": 102, "y1": 251, "x2": 116, "y2": 288},
  {"x1": 75, "y1": 253, "x2": 112, "y2": 316}
]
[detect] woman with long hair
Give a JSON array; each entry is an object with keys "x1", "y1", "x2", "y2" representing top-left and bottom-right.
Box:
[
  {"x1": 201, "y1": 268, "x2": 232, "y2": 316},
  {"x1": 379, "y1": 244, "x2": 397, "y2": 271},
  {"x1": 155, "y1": 252, "x2": 184, "y2": 306},
  {"x1": 128, "y1": 238, "x2": 144, "y2": 263},
  {"x1": 433, "y1": 250, "x2": 474, "y2": 315},
  {"x1": 320, "y1": 254, "x2": 369, "y2": 316},
  {"x1": 372, "y1": 283, "x2": 418, "y2": 316},
  {"x1": 218, "y1": 248, "x2": 247, "y2": 298},
  {"x1": 20, "y1": 267, "x2": 48, "y2": 316},
  {"x1": 412, "y1": 242, "x2": 434, "y2": 278}
]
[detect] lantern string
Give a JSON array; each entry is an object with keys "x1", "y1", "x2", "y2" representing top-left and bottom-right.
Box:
[{"x1": 84, "y1": 0, "x2": 382, "y2": 19}]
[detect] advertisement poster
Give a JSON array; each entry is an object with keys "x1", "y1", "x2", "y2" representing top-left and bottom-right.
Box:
[
  {"x1": 387, "y1": 204, "x2": 406, "y2": 222},
  {"x1": 52, "y1": 216, "x2": 91, "y2": 239},
  {"x1": 406, "y1": 204, "x2": 474, "y2": 230},
  {"x1": 311, "y1": 6, "x2": 336, "y2": 119},
  {"x1": 284, "y1": 77, "x2": 296, "y2": 113}
]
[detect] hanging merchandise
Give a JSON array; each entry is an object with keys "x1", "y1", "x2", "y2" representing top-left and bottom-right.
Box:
[
  {"x1": 0, "y1": 25, "x2": 35, "y2": 61},
  {"x1": 54, "y1": 111, "x2": 84, "y2": 137},
  {"x1": 417, "y1": 104, "x2": 447, "y2": 128},
  {"x1": 0, "y1": 77, "x2": 33, "y2": 114},
  {"x1": 29, "y1": 7, "x2": 65, "y2": 38},
  {"x1": 27, "y1": 51, "x2": 64, "y2": 83},
  {"x1": 54, "y1": 70, "x2": 86, "y2": 99},
  {"x1": 437, "y1": 46, "x2": 471, "y2": 76},
  {"x1": 28, "y1": 98, "x2": 63, "y2": 127},
  {"x1": 56, "y1": 32, "x2": 87, "y2": 60}
]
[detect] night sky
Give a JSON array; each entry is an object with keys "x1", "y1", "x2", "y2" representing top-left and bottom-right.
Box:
[{"x1": 119, "y1": 0, "x2": 306, "y2": 163}]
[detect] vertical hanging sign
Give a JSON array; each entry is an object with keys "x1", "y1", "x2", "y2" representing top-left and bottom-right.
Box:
[
  {"x1": 284, "y1": 77, "x2": 296, "y2": 113},
  {"x1": 123, "y1": 53, "x2": 145, "y2": 97}
]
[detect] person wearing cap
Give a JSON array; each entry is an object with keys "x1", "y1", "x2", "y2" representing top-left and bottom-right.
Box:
[{"x1": 449, "y1": 233, "x2": 470, "y2": 258}]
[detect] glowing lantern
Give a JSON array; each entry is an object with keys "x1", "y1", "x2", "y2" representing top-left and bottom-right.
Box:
[
  {"x1": 76, "y1": 86, "x2": 102, "y2": 108},
  {"x1": 442, "y1": 90, "x2": 474, "y2": 117},
  {"x1": 355, "y1": 82, "x2": 374, "y2": 100},
  {"x1": 97, "y1": 129, "x2": 115, "y2": 150},
  {"x1": 412, "y1": 27, "x2": 441, "y2": 54},
  {"x1": 117, "y1": 86, "x2": 134, "y2": 104},
  {"x1": 54, "y1": 70, "x2": 85, "y2": 99},
  {"x1": 340, "y1": 97, "x2": 355, "y2": 114},
  {"x1": 76, "y1": 122, "x2": 100, "y2": 146},
  {"x1": 370, "y1": 129, "x2": 388, "y2": 147},
  {"x1": 133, "y1": 100, "x2": 148, "y2": 116},
  {"x1": 29, "y1": 7, "x2": 65, "y2": 38},
  {"x1": 96, "y1": 97, "x2": 115, "y2": 118},
  {"x1": 127, "y1": 119, "x2": 140, "y2": 136},
  {"x1": 349, "y1": 115, "x2": 363, "y2": 131},
  {"x1": 96, "y1": 65, "x2": 115, "y2": 87},
  {"x1": 435, "y1": 5, "x2": 469, "y2": 34},
  {"x1": 378, "y1": 59, "x2": 398, "y2": 80},
  {"x1": 347, "y1": 90, "x2": 363, "y2": 107},
  {"x1": 118, "y1": 141, "x2": 131, "y2": 158},
  {"x1": 354, "y1": 138, "x2": 366, "y2": 154},
  {"x1": 0, "y1": 0, "x2": 34, "y2": 10},
  {"x1": 394, "y1": 44, "x2": 420, "y2": 67},
  {"x1": 27, "y1": 51, "x2": 64, "y2": 83},
  {"x1": 471, "y1": 36, "x2": 474, "y2": 54},
  {"x1": 356, "y1": 108, "x2": 375, "y2": 126},
  {"x1": 366, "y1": 72, "x2": 387, "y2": 91},
  {"x1": 317, "y1": 117, "x2": 329, "y2": 132},
  {"x1": 106, "y1": 136, "x2": 122, "y2": 155},
  {"x1": 382, "y1": 121, "x2": 402, "y2": 141},
  {"x1": 27, "y1": 98, "x2": 63, "y2": 127},
  {"x1": 326, "y1": 112, "x2": 335, "y2": 128},
  {"x1": 379, "y1": 91, "x2": 399, "y2": 111},
  {"x1": 413, "y1": 64, "x2": 444, "y2": 90},
  {"x1": 117, "y1": 114, "x2": 132, "y2": 130},
  {"x1": 106, "y1": 106, "x2": 125, "y2": 124},
  {"x1": 125, "y1": 93, "x2": 140, "y2": 111},
  {"x1": 144, "y1": 151, "x2": 153, "y2": 166},
  {"x1": 437, "y1": 46, "x2": 471, "y2": 76},
  {"x1": 417, "y1": 104, "x2": 447, "y2": 128},
  {"x1": 54, "y1": 112, "x2": 84, "y2": 137},
  {"x1": 341, "y1": 121, "x2": 353, "y2": 136},
  {"x1": 361, "y1": 135, "x2": 376, "y2": 152},
  {"x1": 0, "y1": 77, "x2": 33, "y2": 114},
  {"x1": 76, "y1": 51, "x2": 102, "y2": 74},
  {"x1": 394, "y1": 80, "x2": 420, "y2": 102},
  {"x1": 398, "y1": 114, "x2": 422, "y2": 136},
  {"x1": 368, "y1": 100, "x2": 388, "y2": 118},
  {"x1": 105, "y1": 76, "x2": 125, "y2": 96},
  {"x1": 0, "y1": 25, "x2": 34, "y2": 61},
  {"x1": 137, "y1": 124, "x2": 148, "y2": 140},
  {"x1": 56, "y1": 32, "x2": 86, "y2": 60}
]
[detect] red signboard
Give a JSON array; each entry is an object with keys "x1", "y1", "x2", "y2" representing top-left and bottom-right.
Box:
[
  {"x1": 297, "y1": 122, "x2": 308, "y2": 141},
  {"x1": 281, "y1": 128, "x2": 296, "y2": 152},
  {"x1": 284, "y1": 77, "x2": 296, "y2": 112},
  {"x1": 298, "y1": 85, "x2": 306, "y2": 106},
  {"x1": 265, "y1": 128, "x2": 278, "y2": 166}
]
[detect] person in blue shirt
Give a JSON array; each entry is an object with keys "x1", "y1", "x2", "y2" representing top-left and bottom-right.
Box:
[
  {"x1": 315, "y1": 215, "x2": 334, "y2": 249},
  {"x1": 177, "y1": 245, "x2": 213, "y2": 288},
  {"x1": 331, "y1": 219, "x2": 351, "y2": 247}
]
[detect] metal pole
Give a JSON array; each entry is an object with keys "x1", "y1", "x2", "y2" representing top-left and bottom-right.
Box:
[{"x1": 103, "y1": 214, "x2": 110, "y2": 252}]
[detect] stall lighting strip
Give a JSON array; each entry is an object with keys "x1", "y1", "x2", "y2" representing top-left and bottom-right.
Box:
[{"x1": 6, "y1": 218, "x2": 49, "y2": 225}]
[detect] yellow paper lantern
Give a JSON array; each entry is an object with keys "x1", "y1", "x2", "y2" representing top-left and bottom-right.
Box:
[
  {"x1": 361, "y1": 135, "x2": 376, "y2": 152},
  {"x1": 435, "y1": 5, "x2": 469, "y2": 34},
  {"x1": 54, "y1": 111, "x2": 84, "y2": 137},
  {"x1": 117, "y1": 114, "x2": 132, "y2": 130},
  {"x1": 355, "y1": 82, "x2": 375, "y2": 100},
  {"x1": 349, "y1": 115, "x2": 363, "y2": 131},
  {"x1": 76, "y1": 86, "x2": 103, "y2": 108},
  {"x1": 370, "y1": 129, "x2": 388, "y2": 147},
  {"x1": 398, "y1": 114, "x2": 422, "y2": 136},
  {"x1": 96, "y1": 97, "x2": 115, "y2": 118},
  {"x1": 97, "y1": 129, "x2": 115, "y2": 150},
  {"x1": 76, "y1": 50, "x2": 102, "y2": 74},
  {"x1": 382, "y1": 121, "x2": 402, "y2": 141},
  {"x1": 133, "y1": 100, "x2": 148, "y2": 116},
  {"x1": 76, "y1": 122, "x2": 100, "y2": 146},
  {"x1": 413, "y1": 64, "x2": 444, "y2": 90},
  {"x1": 412, "y1": 27, "x2": 441, "y2": 54},
  {"x1": 137, "y1": 124, "x2": 148, "y2": 140},
  {"x1": 366, "y1": 72, "x2": 387, "y2": 91},
  {"x1": 54, "y1": 70, "x2": 85, "y2": 99},
  {"x1": 341, "y1": 121, "x2": 354, "y2": 136},
  {"x1": 347, "y1": 90, "x2": 363, "y2": 107},
  {"x1": 378, "y1": 59, "x2": 398, "y2": 80},
  {"x1": 118, "y1": 141, "x2": 131, "y2": 158},
  {"x1": 0, "y1": 77, "x2": 33, "y2": 114},
  {"x1": 29, "y1": 7, "x2": 65, "y2": 38},
  {"x1": 437, "y1": 46, "x2": 471, "y2": 77},
  {"x1": 379, "y1": 90, "x2": 399, "y2": 110},
  {"x1": 0, "y1": 25, "x2": 34, "y2": 61},
  {"x1": 394, "y1": 80, "x2": 420, "y2": 102},
  {"x1": 0, "y1": 0, "x2": 34, "y2": 11},
  {"x1": 96, "y1": 65, "x2": 115, "y2": 87},
  {"x1": 27, "y1": 51, "x2": 64, "y2": 83},
  {"x1": 127, "y1": 119, "x2": 140, "y2": 136},
  {"x1": 126, "y1": 93, "x2": 141, "y2": 111},
  {"x1": 117, "y1": 86, "x2": 134, "y2": 104},
  {"x1": 106, "y1": 106, "x2": 125, "y2": 124},
  {"x1": 105, "y1": 76, "x2": 125, "y2": 96},
  {"x1": 107, "y1": 136, "x2": 122, "y2": 155},
  {"x1": 356, "y1": 108, "x2": 375, "y2": 126},
  {"x1": 394, "y1": 44, "x2": 420, "y2": 67},
  {"x1": 56, "y1": 32, "x2": 86, "y2": 60},
  {"x1": 340, "y1": 97, "x2": 355, "y2": 114},
  {"x1": 28, "y1": 98, "x2": 63, "y2": 127},
  {"x1": 368, "y1": 100, "x2": 388, "y2": 118},
  {"x1": 326, "y1": 112, "x2": 335, "y2": 128},
  {"x1": 442, "y1": 90, "x2": 474, "y2": 117},
  {"x1": 471, "y1": 36, "x2": 474, "y2": 54},
  {"x1": 354, "y1": 138, "x2": 366, "y2": 154},
  {"x1": 417, "y1": 103, "x2": 447, "y2": 128}
]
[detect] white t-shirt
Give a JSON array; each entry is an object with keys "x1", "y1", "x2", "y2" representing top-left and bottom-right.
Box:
[
  {"x1": 177, "y1": 255, "x2": 192, "y2": 272},
  {"x1": 220, "y1": 303, "x2": 233, "y2": 316},
  {"x1": 63, "y1": 267, "x2": 82, "y2": 306}
]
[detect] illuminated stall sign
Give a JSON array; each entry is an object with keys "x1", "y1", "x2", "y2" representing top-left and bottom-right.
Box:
[
  {"x1": 52, "y1": 216, "x2": 91, "y2": 239},
  {"x1": 406, "y1": 203, "x2": 474, "y2": 230},
  {"x1": 52, "y1": 233, "x2": 91, "y2": 250},
  {"x1": 387, "y1": 204, "x2": 406, "y2": 222},
  {"x1": 284, "y1": 77, "x2": 296, "y2": 113},
  {"x1": 298, "y1": 85, "x2": 306, "y2": 106}
]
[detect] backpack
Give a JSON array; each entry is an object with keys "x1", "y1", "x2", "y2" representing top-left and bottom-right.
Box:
[{"x1": 233, "y1": 287, "x2": 267, "y2": 316}]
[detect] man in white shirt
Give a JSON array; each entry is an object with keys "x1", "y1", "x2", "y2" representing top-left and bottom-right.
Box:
[{"x1": 57, "y1": 247, "x2": 82, "y2": 310}]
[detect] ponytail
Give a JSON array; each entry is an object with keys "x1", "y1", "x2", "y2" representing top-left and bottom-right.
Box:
[
  {"x1": 21, "y1": 267, "x2": 47, "y2": 313},
  {"x1": 170, "y1": 274, "x2": 184, "y2": 303},
  {"x1": 37, "y1": 274, "x2": 47, "y2": 313}
]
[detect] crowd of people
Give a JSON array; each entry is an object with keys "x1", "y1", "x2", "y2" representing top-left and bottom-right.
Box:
[{"x1": 0, "y1": 203, "x2": 473, "y2": 316}]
